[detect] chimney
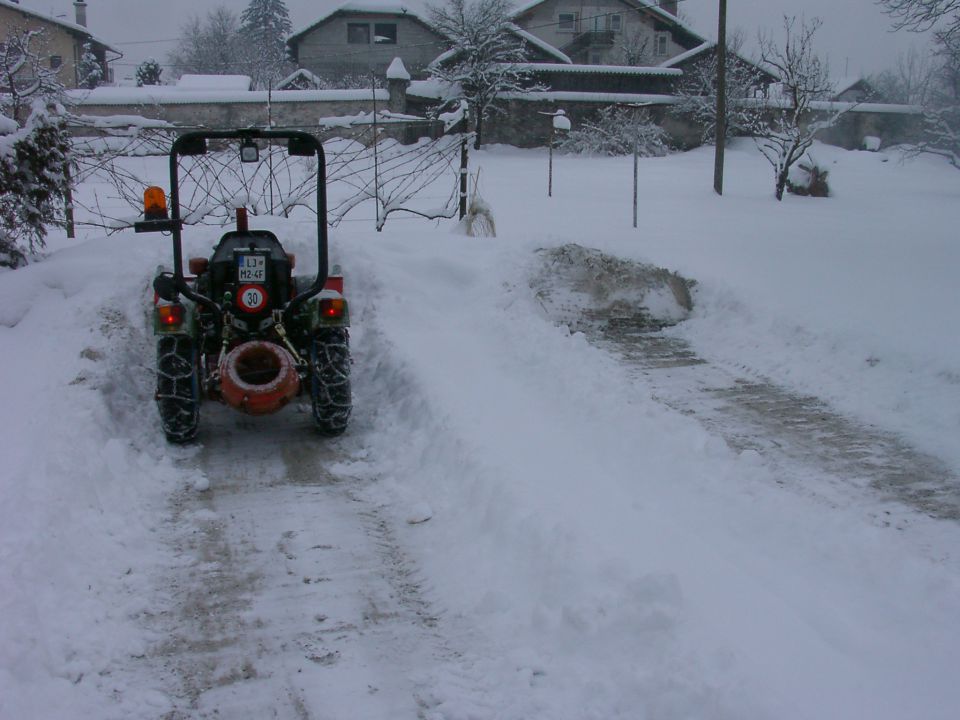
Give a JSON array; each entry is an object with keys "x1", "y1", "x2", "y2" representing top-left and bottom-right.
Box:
[
  {"x1": 660, "y1": 1, "x2": 678, "y2": 16},
  {"x1": 74, "y1": 1, "x2": 87, "y2": 27}
]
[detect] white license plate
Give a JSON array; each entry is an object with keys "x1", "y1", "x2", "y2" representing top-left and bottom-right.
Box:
[{"x1": 238, "y1": 255, "x2": 266, "y2": 283}]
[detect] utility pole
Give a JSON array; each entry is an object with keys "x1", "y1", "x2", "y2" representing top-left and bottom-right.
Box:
[{"x1": 713, "y1": 0, "x2": 728, "y2": 196}]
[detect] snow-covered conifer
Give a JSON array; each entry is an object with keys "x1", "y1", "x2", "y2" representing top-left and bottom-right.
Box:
[
  {"x1": 0, "y1": 102, "x2": 71, "y2": 267},
  {"x1": 77, "y1": 42, "x2": 103, "y2": 89},
  {"x1": 136, "y1": 58, "x2": 163, "y2": 87},
  {"x1": 239, "y1": 0, "x2": 294, "y2": 89}
]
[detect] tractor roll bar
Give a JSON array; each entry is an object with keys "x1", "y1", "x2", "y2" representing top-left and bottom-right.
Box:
[{"x1": 165, "y1": 129, "x2": 330, "y2": 327}]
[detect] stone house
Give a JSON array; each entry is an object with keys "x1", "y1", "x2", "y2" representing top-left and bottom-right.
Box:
[
  {"x1": 0, "y1": 0, "x2": 119, "y2": 89},
  {"x1": 287, "y1": 4, "x2": 449, "y2": 82}
]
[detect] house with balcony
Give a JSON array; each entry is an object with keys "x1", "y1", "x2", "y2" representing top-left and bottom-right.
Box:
[
  {"x1": 0, "y1": 0, "x2": 119, "y2": 89},
  {"x1": 509, "y1": 0, "x2": 704, "y2": 67}
]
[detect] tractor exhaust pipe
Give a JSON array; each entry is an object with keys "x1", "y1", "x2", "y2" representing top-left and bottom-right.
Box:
[{"x1": 219, "y1": 341, "x2": 300, "y2": 415}]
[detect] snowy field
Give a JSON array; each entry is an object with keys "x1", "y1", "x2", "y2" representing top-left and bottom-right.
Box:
[{"x1": 1, "y1": 139, "x2": 959, "y2": 719}]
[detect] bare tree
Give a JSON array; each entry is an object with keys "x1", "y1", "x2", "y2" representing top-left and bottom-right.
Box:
[
  {"x1": 671, "y1": 31, "x2": 766, "y2": 143},
  {"x1": 168, "y1": 7, "x2": 244, "y2": 78},
  {"x1": 871, "y1": 47, "x2": 935, "y2": 104},
  {"x1": 878, "y1": 1, "x2": 960, "y2": 168},
  {"x1": 756, "y1": 16, "x2": 839, "y2": 200},
  {"x1": 0, "y1": 29, "x2": 63, "y2": 124},
  {"x1": 878, "y1": 0, "x2": 960, "y2": 41},
  {"x1": 428, "y1": 0, "x2": 536, "y2": 149},
  {"x1": 617, "y1": 30, "x2": 653, "y2": 66},
  {"x1": 910, "y1": 35, "x2": 960, "y2": 166}
]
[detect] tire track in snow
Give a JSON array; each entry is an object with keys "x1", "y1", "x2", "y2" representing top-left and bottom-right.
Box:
[
  {"x1": 532, "y1": 244, "x2": 960, "y2": 523},
  {"x1": 137, "y1": 400, "x2": 491, "y2": 719},
  {"x1": 600, "y1": 325, "x2": 960, "y2": 522}
]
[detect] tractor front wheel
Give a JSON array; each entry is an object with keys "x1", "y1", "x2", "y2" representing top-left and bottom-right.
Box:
[
  {"x1": 310, "y1": 328, "x2": 351, "y2": 436},
  {"x1": 156, "y1": 335, "x2": 200, "y2": 443}
]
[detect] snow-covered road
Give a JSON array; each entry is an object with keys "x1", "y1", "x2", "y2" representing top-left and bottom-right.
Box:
[{"x1": 3, "y1": 141, "x2": 960, "y2": 719}]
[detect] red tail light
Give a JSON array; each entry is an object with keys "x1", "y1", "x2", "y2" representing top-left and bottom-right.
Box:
[
  {"x1": 319, "y1": 298, "x2": 346, "y2": 319},
  {"x1": 158, "y1": 304, "x2": 185, "y2": 327}
]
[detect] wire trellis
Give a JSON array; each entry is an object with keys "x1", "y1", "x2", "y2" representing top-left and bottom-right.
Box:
[{"x1": 70, "y1": 122, "x2": 470, "y2": 232}]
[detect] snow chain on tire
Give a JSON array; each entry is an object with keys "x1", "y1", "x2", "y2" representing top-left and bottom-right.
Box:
[
  {"x1": 156, "y1": 335, "x2": 200, "y2": 443},
  {"x1": 310, "y1": 328, "x2": 352, "y2": 436}
]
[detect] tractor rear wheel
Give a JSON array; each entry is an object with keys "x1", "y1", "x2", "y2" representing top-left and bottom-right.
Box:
[
  {"x1": 156, "y1": 335, "x2": 200, "y2": 443},
  {"x1": 310, "y1": 328, "x2": 351, "y2": 436}
]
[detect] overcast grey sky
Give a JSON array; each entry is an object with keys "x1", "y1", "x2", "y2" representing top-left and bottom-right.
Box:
[{"x1": 25, "y1": 0, "x2": 932, "y2": 81}]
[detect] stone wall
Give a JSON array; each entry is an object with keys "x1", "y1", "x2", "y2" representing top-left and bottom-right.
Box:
[
  {"x1": 74, "y1": 98, "x2": 376, "y2": 132},
  {"x1": 69, "y1": 86, "x2": 920, "y2": 153},
  {"x1": 473, "y1": 97, "x2": 701, "y2": 149}
]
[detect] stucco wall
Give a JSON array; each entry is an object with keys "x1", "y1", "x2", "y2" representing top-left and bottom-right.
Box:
[
  {"x1": 0, "y1": 5, "x2": 81, "y2": 88},
  {"x1": 293, "y1": 14, "x2": 446, "y2": 80},
  {"x1": 478, "y1": 96, "x2": 699, "y2": 148}
]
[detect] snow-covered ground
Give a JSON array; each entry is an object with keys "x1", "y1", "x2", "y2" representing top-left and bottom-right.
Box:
[{"x1": 1, "y1": 140, "x2": 959, "y2": 719}]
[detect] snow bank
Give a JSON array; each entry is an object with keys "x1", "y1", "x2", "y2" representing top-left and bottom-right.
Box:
[{"x1": 0, "y1": 231, "x2": 201, "y2": 717}]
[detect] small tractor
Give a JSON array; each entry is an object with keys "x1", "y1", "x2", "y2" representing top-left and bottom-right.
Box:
[{"x1": 135, "y1": 129, "x2": 351, "y2": 442}]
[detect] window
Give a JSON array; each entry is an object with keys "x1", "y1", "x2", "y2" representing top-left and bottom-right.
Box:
[
  {"x1": 590, "y1": 53, "x2": 603, "y2": 65},
  {"x1": 655, "y1": 31, "x2": 670, "y2": 56},
  {"x1": 609, "y1": 14, "x2": 622, "y2": 32},
  {"x1": 558, "y1": 12, "x2": 578, "y2": 32},
  {"x1": 373, "y1": 23, "x2": 397, "y2": 44},
  {"x1": 347, "y1": 23, "x2": 370, "y2": 44},
  {"x1": 49, "y1": 55, "x2": 63, "y2": 69}
]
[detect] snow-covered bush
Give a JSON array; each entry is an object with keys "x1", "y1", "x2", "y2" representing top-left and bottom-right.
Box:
[
  {"x1": 556, "y1": 106, "x2": 670, "y2": 157},
  {"x1": 0, "y1": 103, "x2": 70, "y2": 268},
  {"x1": 136, "y1": 58, "x2": 163, "y2": 87},
  {"x1": 787, "y1": 158, "x2": 830, "y2": 197}
]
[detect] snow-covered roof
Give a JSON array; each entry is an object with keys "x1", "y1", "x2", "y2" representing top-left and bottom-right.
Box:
[
  {"x1": 408, "y1": 78, "x2": 454, "y2": 99},
  {"x1": 319, "y1": 109, "x2": 425, "y2": 128},
  {"x1": 831, "y1": 77, "x2": 871, "y2": 96},
  {"x1": 513, "y1": 63, "x2": 682, "y2": 77},
  {"x1": 659, "y1": 41, "x2": 715, "y2": 68},
  {"x1": 0, "y1": 0, "x2": 120, "y2": 55},
  {"x1": 500, "y1": 90, "x2": 678, "y2": 104},
  {"x1": 288, "y1": 2, "x2": 439, "y2": 44},
  {"x1": 176, "y1": 75, "x2": 252, "y2": 91},
  {"x1": 276, "y1": 68, "x2": 324, "y2": 90},
  {"x1": 504, "y1": 23, "x2": 572, "y2": 64}
]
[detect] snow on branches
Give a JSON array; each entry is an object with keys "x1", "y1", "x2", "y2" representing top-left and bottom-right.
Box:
[
  {"x1": 428, "y1": 0, "x2": 540, "y2": 149},
  {"x1": 670, "y1": 35, "x2": 766, "y2": 144},
  {"x1": 755, "y1": 17, "x2": 842, "y2": 201},
  {"x1": 0, "y1": 29, "x2": 64, "y2": 125},
  {"x1": 556, "y1": 106, "x2": 670, "y2": 157},
  {"x1": 0, "y1": 103, "x2": 71, "y2": 267}
]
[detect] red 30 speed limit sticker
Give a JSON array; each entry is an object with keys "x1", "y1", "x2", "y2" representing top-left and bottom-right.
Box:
[{"x1": 237, "y1": 284, "x2": 269, "y2": 313}]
